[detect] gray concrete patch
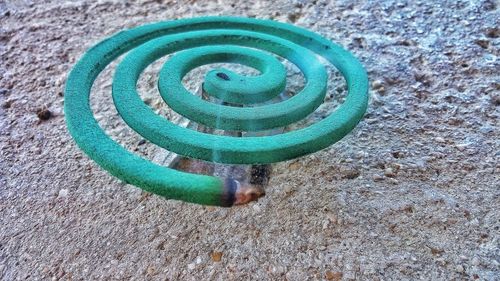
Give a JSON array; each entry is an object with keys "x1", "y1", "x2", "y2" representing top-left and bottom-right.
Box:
[{"x1": 0, "y1": 0, "x2": 498, "y2": 280}]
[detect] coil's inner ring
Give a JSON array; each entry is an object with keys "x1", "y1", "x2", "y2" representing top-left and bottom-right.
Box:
[{"x1": 172, "y1": 45, "x2": 287, "y2": 105}]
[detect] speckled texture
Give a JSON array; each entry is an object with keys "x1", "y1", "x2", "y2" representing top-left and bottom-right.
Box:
[{"x1": 0, "y1": 0, "x2": 499, "y2": 280}]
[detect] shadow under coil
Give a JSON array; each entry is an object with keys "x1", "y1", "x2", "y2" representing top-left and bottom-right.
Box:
[{"x1": 65, "y1": 17, "x2": 369, "y2": 206}]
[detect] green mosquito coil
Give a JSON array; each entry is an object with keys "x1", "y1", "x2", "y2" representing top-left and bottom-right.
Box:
[{"x1": 65, "y1": 16, "x2": 369, "y2": 207}]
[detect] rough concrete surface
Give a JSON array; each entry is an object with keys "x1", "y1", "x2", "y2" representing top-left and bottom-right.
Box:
[{"x1": 1, "y1": 0, "x2": 499, "y2": 280}]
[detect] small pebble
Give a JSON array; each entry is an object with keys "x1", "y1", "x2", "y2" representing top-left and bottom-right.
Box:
[
  {"x1": 372, "y1": 80, "x2": 385, "y2": 93},
  {"x1": 253, "y1": 204, "x2": 261, "y2": 212},
  {"x1": 287, "y1": 13, "x2": 300, "y2": 23},
  {"x1": 146, "y1": 266, "x2": 155, "y2": 275},
  {"x1": 455, "y1": 264, "x2": 464, "y2": 273},
  {"x1": 283, "y1": 185, "x2": 294, "y2": 195},
  {"x1": 384, "y1": 167, "x2": 396, "y2": 177},
  {"x1": 430, "y1": 247, "x2": 444, "y2": 255},
  {"x1": 2, "y1": 101, "x2": 12, "y2": 109},
  {"x1": 392, "y1": 151, "x2": 403, "y2": 158},
  {"x1": 475, "y1": 39, "x2": 489, "y2": 49},
  {"x1": 340, "y1": 166, "x2": 360, "y2": 179},
  {"x1": 492, "y1": 95, "x2": 500, "y2": 106},
  {"x1": 326, "y1": 213, "x2": 337, "y2": 224},
  {"x1": 288, "y1": 162, "x2": 300, "y2": 170},
  {"x1": 455, "y1": 143, "x2": 470, "y2": 151},
  {"x1": 58, "y1": 189, "x2": 68, "y2": 198},
  {"x1": 37, "y1": 108, "x2": 52, "y2": 120},
  {"x1": 485, "y1": 27, "x2": 499, "y2": 38},
  {"x1": 372, "y1": 80, "x2": 384, "y2": 90},
  {"x1": 325, "y1": 271, "x2": 342, "y2": 281},
  {"x1": 435, "y1": 137, "x2": 445, "y2": 143},
  {"x1": 210, "y1": 251, "x2": 222, "y2": 262},
  {"x1": 322, "y1": 220, "x2": 329, "y2": 229},
  {"x1": 387, "y1": 178, "x2": 399, "y2": 185}
]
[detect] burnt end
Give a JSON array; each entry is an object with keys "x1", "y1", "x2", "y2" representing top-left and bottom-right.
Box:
[{"x1": 220, "y1": 177, "x2": 237, "y2": 207}]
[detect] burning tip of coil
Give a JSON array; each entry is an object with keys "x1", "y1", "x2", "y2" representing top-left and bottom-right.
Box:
[{"x1": 234, "y1": 181, "x2": 265, "y2": 205}]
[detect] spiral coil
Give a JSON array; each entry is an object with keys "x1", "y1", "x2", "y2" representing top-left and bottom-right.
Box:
[{"x1": 65, "y1": 17, "x2": 368, "y2": 206}]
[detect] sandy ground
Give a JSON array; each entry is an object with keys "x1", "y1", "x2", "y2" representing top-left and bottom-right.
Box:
[{"x1": 1, "y1": 0, "x2": 499, "y2": 280}]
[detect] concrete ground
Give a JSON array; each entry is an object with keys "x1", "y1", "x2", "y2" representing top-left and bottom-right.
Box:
[{"x1": 0, "y1": 0, "x2": 499, "y2": 280}]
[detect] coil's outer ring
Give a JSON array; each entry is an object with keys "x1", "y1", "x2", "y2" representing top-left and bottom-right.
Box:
[{"x1": 65, "y1": 16, "x2": 369, "y2": 206}]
